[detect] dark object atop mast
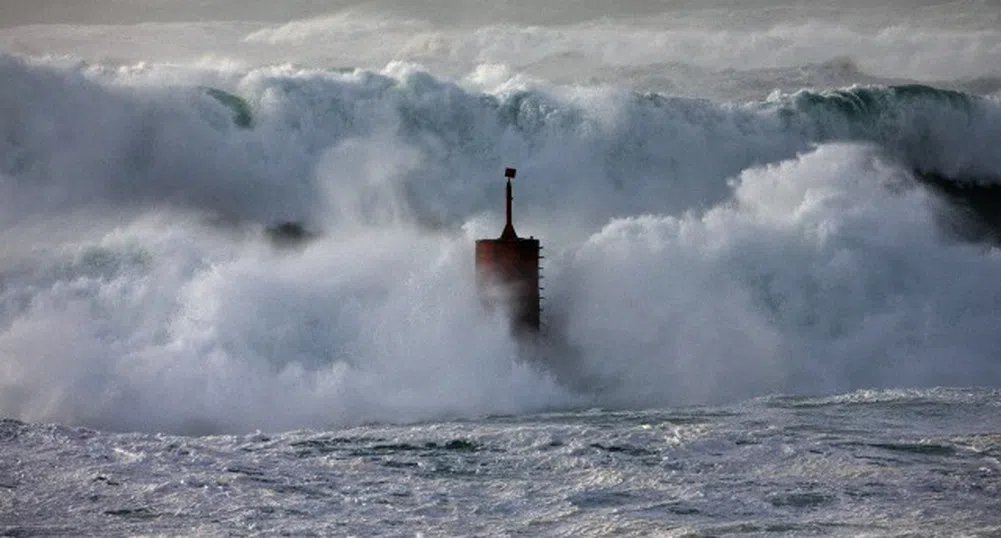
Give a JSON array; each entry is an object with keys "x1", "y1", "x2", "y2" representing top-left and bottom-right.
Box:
[{"x1": 501, "y1": 167, "x2": 518, "y2": 240}]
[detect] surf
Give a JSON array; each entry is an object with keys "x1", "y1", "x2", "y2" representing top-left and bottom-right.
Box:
[{"x1": 2, "y1": 53, "x2": 1001, "y2": 433}]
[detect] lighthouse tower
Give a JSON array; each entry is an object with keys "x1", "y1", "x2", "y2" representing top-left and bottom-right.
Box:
[{"x1": 474, "y1": 168, "x2": 542, "y2": 333}]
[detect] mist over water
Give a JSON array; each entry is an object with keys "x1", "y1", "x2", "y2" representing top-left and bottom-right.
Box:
[{"x1": 2, "y1": 0, "x2": 1001, "y2": 434}]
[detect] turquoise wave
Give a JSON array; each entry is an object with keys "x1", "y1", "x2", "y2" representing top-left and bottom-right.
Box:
[{"x1": 203, "y1": 87, "x2": 253, "y2": 129}]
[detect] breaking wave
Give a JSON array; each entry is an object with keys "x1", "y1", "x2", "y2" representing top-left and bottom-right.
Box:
[{"x1": 2, "y1": 53, "x2": 1001, "y2": 433}]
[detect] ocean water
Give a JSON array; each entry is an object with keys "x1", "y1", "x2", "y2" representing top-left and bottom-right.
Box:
[{"x1": 2, "y1": 0, "x2": 1001, "y2": 535}]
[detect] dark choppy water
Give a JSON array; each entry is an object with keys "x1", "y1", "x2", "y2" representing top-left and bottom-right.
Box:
[{"x1": 3, "y1": 388, "x2": 1000, "y2": 536}]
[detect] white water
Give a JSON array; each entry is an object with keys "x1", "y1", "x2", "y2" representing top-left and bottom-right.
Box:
[{"x1": 2, "y1": 1, "x2": 1001, "y2": 435}]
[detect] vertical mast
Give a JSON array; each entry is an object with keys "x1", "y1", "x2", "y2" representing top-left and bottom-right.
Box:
[{"x1": 506, "y1": 177, "x2": 513, "y2": 229}]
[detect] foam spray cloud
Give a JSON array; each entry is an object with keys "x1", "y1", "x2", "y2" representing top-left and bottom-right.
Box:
[{"x1": 2, "y1": 53, "x2": 1001, "y2": 433}]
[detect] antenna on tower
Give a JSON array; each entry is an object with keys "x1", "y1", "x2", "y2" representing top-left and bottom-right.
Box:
[{"x1": 501, "y1": 167, "x2": 518, "y2": 240}]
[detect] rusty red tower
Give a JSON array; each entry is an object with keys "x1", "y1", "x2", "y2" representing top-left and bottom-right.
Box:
[{"x1": 475, "y1": 167, "x2": 542, "y2": 333}]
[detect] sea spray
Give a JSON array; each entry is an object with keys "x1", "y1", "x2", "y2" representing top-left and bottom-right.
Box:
[{"x1": 2, "y1": 54, "x2": 1001, "y2": 433}]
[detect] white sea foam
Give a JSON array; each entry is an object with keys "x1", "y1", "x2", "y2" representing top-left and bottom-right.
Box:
[
  {"x1": 2, "y1": 3, "x2": 1000, "y2": 98},
  {"x1": 1, "y1": 0, "x2": 1001, "y2": 433}
]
